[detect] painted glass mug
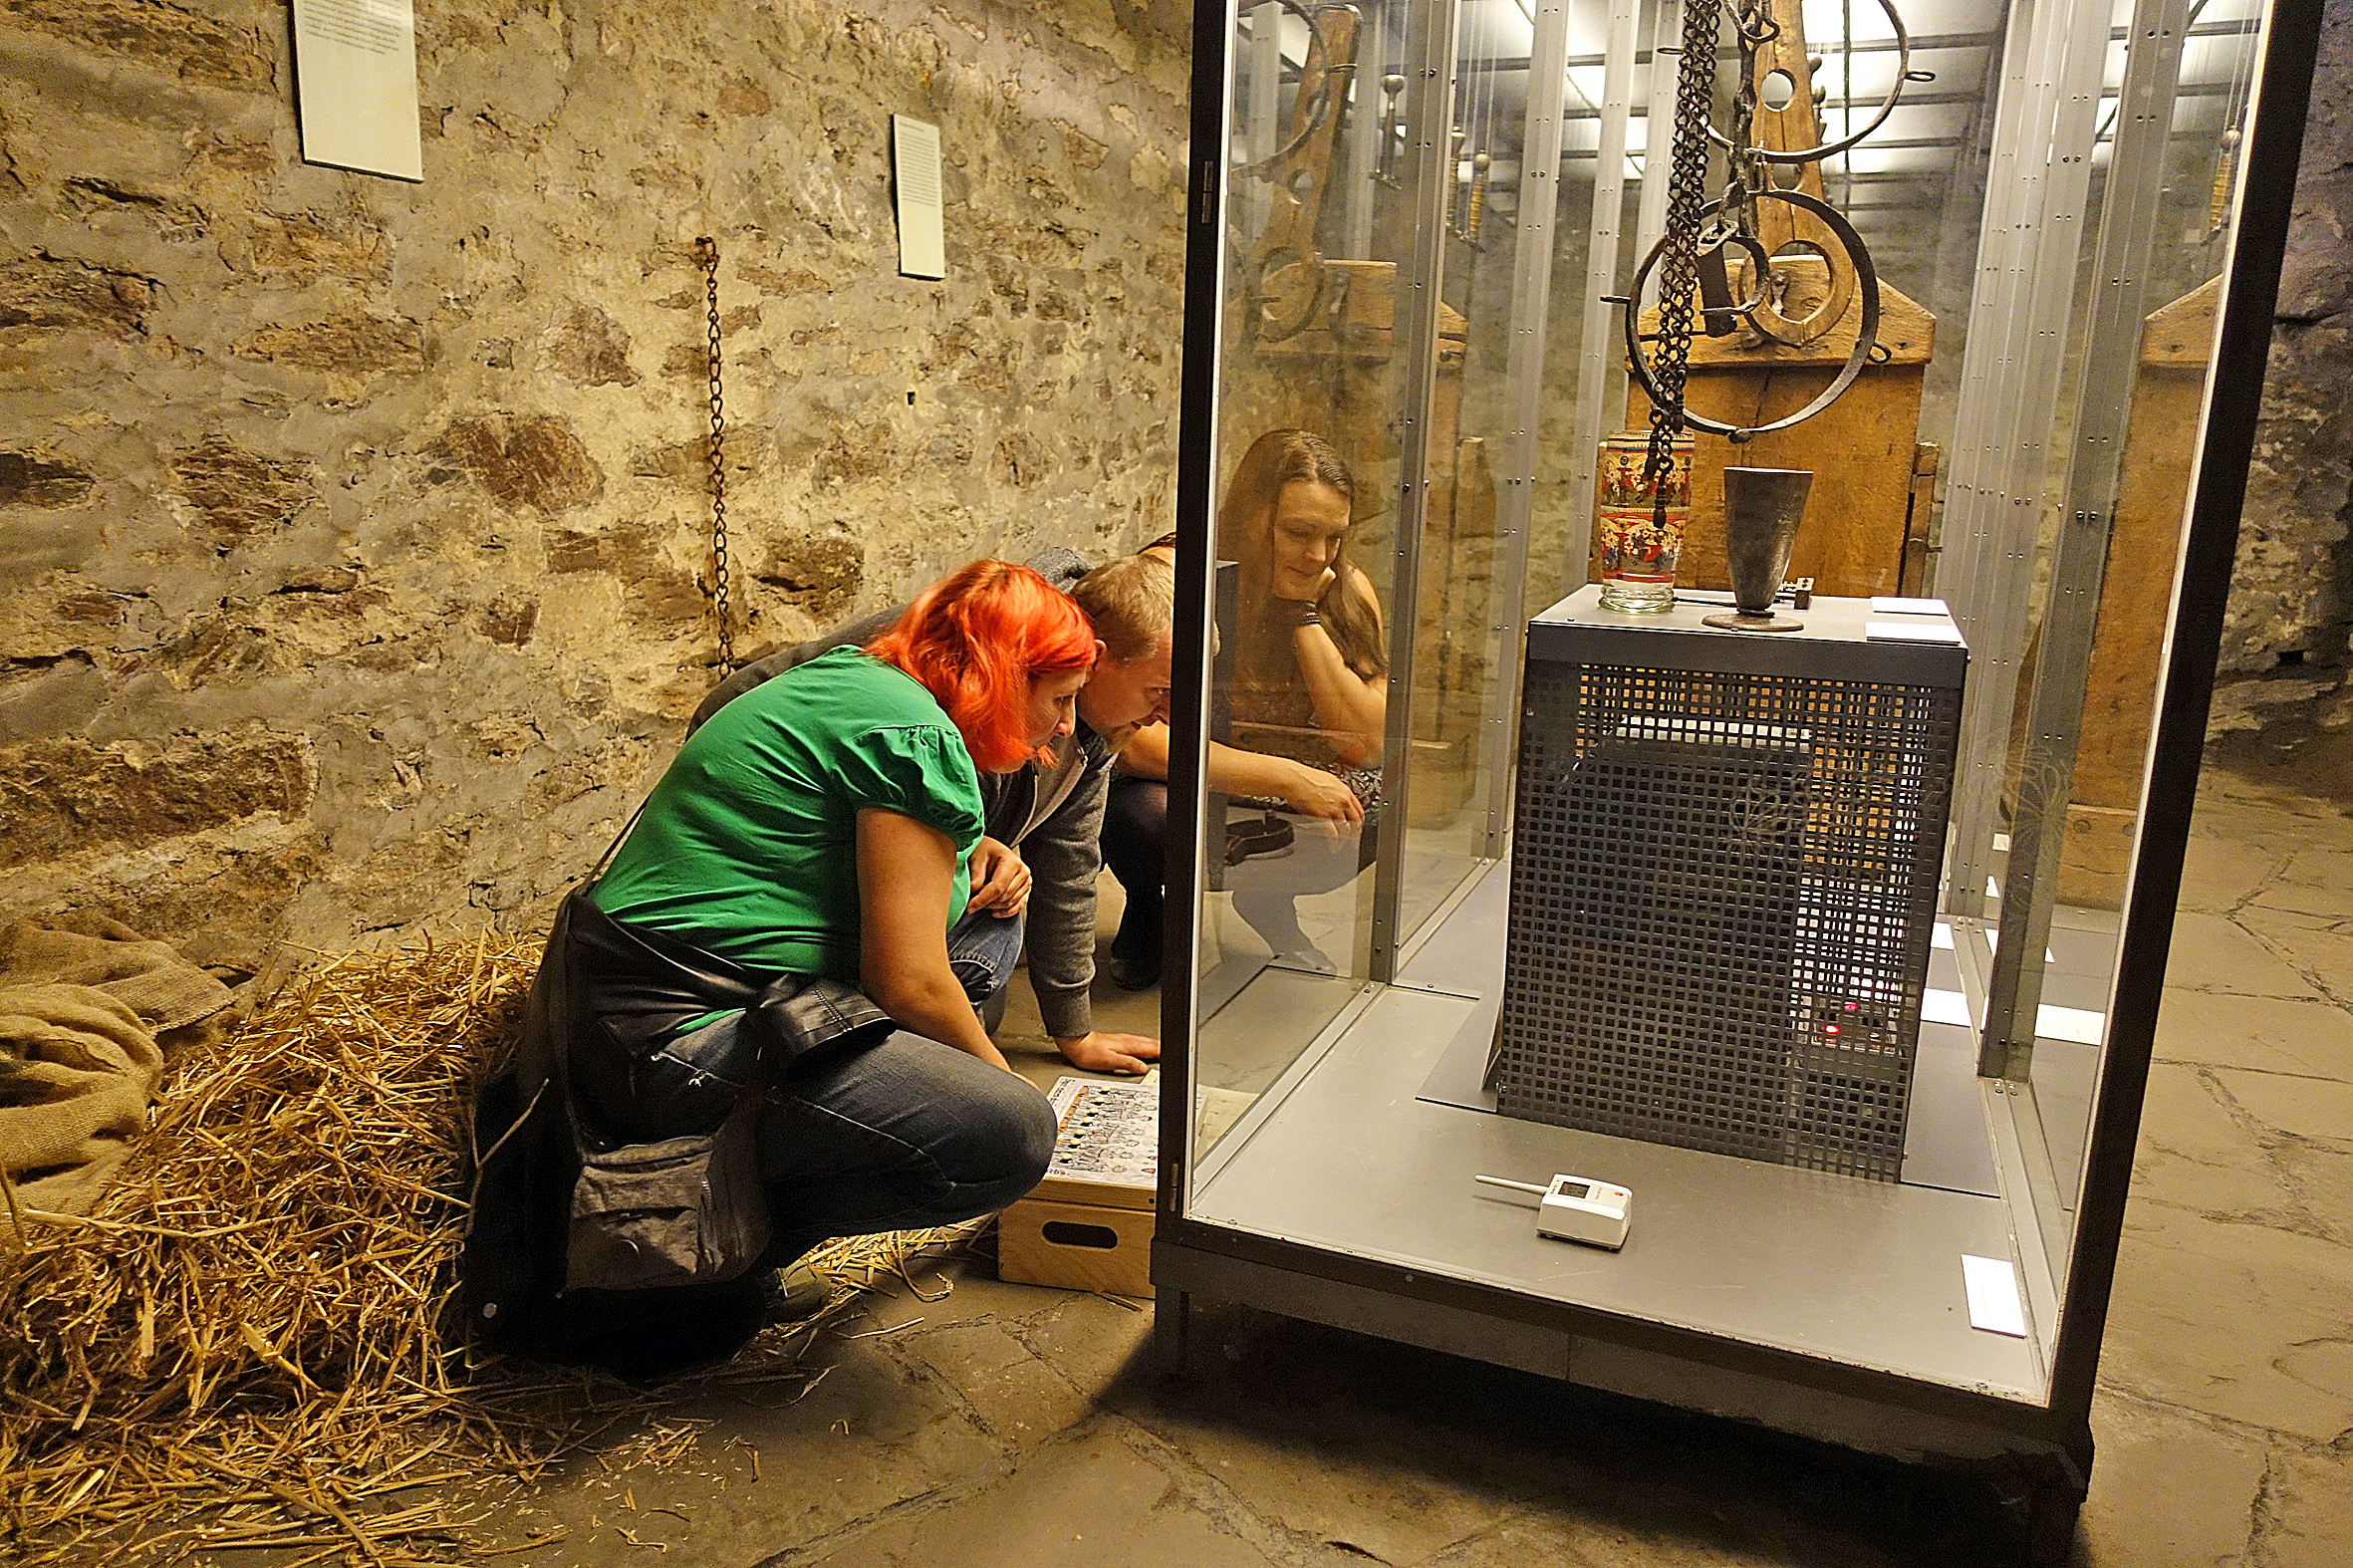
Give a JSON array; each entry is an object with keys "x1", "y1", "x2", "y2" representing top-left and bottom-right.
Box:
[{"x1": 1594, "y1": 431, "x2": 1694, "y2": 614}]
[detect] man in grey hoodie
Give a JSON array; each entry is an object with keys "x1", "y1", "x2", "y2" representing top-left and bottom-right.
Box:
[{"x1": 689, "y1": 548, "x2": 1173, "y2": 1075}]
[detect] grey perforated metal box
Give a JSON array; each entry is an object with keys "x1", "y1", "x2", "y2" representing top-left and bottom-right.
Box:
[{"x1": 1495, "y1": 588, "x2": 1968, "y2": 1182}]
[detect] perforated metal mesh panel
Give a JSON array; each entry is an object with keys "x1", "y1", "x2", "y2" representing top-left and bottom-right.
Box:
[{"x1": 1498, "y1": 652, "x2": 1961, "y2": 1182}]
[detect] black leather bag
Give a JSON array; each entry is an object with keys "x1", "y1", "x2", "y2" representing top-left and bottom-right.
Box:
[
  {"x1": 551, "y1": 891, "x2": 896, "y2": 1296},
  {"x1": 459, "y1": 868, "x2": 892, "y2": 1365},
  {"x1": 562, "y1": 1090, "x2": 770, "y2": 1293}
]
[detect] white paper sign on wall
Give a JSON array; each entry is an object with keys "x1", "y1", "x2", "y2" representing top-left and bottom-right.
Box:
[
  {"x1": 893, "y1": 115, "x2": 946, "y2": 280},
  {"x1": 292, "y1": 0, "x2": 423, "y2": 182}
]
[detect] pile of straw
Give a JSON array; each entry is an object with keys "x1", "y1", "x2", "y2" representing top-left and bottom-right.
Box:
[{"x1": 0, "y1": 935, "x2": 978, "y2": 1566}]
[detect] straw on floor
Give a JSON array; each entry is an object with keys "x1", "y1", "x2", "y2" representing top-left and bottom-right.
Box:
[{"x1": 0, "y1": 934, "x2": 980, "y2": 1566}]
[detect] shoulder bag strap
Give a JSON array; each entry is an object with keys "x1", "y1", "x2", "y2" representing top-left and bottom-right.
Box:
[{"x1": 586, "y1": 796, "x2": 653, "y2": 886}]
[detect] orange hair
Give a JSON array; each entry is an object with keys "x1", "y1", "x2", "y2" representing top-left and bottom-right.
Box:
[{"x1": 866, "y1": 560, "x2": 1099, "y2": 773}]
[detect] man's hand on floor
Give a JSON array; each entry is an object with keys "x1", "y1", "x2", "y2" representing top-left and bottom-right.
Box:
[{"x1": 1055, "y1": 1031, "x2": 1160, "y2": 1076}]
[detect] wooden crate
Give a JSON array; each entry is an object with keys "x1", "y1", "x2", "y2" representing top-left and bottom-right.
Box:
[
  {"x1": 997, "y1": 1176, "x2": 1156, "y2": 1298},
  {"x1": 997, "y1": 1077, "x2": 1159, "y2": 1297}
]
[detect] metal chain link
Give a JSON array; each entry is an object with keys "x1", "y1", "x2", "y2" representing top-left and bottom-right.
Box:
[
  {"x1": 1644, "y1": 0, "x2": 1725, "y2": 496},
  {"x1": 1619, "y1": 0, "x2": 1886, "y2": 438},
  {"x1": 695, "y1": 236, "x2": 733, "y2": 673},
  {"x1": 1722, "y1": 0, "x2": 1781, "y2": 240}
]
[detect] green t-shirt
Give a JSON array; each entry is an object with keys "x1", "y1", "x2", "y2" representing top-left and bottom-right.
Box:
[{"x1": 591, "y1": 647, "x2": 984, "y2": 983}]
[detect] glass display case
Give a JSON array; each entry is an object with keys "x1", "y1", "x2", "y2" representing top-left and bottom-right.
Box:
[{"x1": 1153, "y1": 0, "x2": 2325, "y2": 1547}]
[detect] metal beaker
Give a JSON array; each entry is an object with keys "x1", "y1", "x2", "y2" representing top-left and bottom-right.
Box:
[{"x1": 1703, "y1": 467, "x2": 1814, "y2": 633}]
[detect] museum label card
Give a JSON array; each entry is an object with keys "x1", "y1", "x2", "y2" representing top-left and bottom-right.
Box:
[
  {"x1": 1961, "y1": 1254, "x2": 2028, "y2": 1337},
  {"x1": 1866, "y1": 619, "x2": 1965, "y2": 645},
  {"x1": 292, "y1": 0, "x2": 422, "y2": 181},
  {"x1": 892, "y1": 115, "x2": 946, "y2": 279}
]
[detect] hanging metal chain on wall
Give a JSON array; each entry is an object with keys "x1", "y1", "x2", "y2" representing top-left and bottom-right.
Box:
[{"x1": 695, "y1": 235, "x2": 734, "y2": 673}]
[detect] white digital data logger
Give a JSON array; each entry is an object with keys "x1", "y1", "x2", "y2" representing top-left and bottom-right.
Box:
[{"x1": 1474, "y1": 1173, "x2": 1633, "y2": 1250}]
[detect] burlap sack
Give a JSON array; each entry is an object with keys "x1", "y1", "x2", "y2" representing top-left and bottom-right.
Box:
[
  {"x1": 0, "y1": 915, "x2": 234, "y2": 1216},
  {"x1": 0, "y1": 983, "x2": 164, "y2": 1216},
  {"x1": 0, "y1": 914, "x2": 235, "y2": 1035}
]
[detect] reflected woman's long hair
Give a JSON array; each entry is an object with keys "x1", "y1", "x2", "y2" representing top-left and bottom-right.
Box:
[{"x1": 1217, "y1": 429, "x2": 1386, "y2": 680}]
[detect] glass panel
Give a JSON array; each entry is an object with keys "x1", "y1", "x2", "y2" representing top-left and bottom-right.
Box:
[
  {"x1": 1189, "y1": 0, "x2": 1438, "y2": 1158},
  {"x1": 1525, "y1": 0, "x2": 1657, "y2": 616},
  {"x1": 1174, "y1": 0, "x2": 2287, "y2": 1412},
  {"x1": 1389, "y1": 2, "x2": 1534, "y2": 942},
  {"x1": 1995, "y1": 0, "x2": 2266, "y2": 1279}
]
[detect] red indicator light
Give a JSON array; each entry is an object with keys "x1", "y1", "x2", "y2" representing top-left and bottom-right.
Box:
[{"x1": 1824, "y1": 1023, "x2": 1842, "y2": 1035}]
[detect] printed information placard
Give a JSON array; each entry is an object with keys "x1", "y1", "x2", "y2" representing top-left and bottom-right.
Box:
[{"x1": 293, "y1": 0, "x2": 423, "y2": 182}]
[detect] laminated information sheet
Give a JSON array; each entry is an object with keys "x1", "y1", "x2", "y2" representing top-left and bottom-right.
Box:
[
  {"x1": 292, "y1": 0, "x2": 422, "y2": 181},
  {"x1": 892, "y1": 114, "x2": 946, "y2": 279},
  {"x1": 1043, "y1": 1076, "x2": 1157, "y2": 1192}
]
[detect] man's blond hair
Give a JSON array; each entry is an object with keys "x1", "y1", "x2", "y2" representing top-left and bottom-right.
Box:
[{"x1": 1071, "y1": 551, "x2": 1175, "y2": 665}]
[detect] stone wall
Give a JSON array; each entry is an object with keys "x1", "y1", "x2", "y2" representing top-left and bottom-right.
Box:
[
  {"x1": 0, "y1": 0, "x2": 1190, "y2": 972},
  {"x1": 2214, "y1": 0, "x2": 2353, "y2": 750}
]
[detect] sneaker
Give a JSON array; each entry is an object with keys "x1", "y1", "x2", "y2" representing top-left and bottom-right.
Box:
[{"x1": 760, "y1": 1261, "x2": 834, "y2": 1322}]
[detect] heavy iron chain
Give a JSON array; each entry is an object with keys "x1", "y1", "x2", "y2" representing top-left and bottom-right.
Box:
[
  {"x1": 1643, "y1": 0, "x2": 1727, "y2": 499},
  {"x1": 1721, "y1": 0, "x2": 1780, "y2": 243},
  {"x1": 695, "y1": 235, "x2": 734, "y2": 673}
]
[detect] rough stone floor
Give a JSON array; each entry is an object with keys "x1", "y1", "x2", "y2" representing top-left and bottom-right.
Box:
[{"x1": 447, "y1": 767, "x2": 2351, "y2": 1568}]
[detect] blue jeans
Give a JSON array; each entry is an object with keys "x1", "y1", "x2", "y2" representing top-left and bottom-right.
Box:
[
  {"x1": 946, "y1": 906, "x2": 1025, "y2": 1027},
  {"x1": 756, "y1": 1025, "x2": 1054, "y2": 1261},
  {"x1": 657, "y1": 907, "x2": 1050, "y2": 1266}
]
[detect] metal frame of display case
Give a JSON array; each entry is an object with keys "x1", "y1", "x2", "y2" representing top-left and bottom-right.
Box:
[{"x1": 1155, "y1": 0, "x2": 2325, "y2": 1553}]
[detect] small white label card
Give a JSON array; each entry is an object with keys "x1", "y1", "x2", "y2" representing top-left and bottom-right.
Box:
[
  {"x1": 1867, "y1": 619, "x2": 1967, "y2": 645},
  {"x1": 1870, "y1": 596, "x2": 1952, "y2": 617},
  {"x1": 1923, "y1": 988, "x2": 1973, "y2": 1028},
  {"x1": 1961, "y1": 1253, "x2": 2028, "y2": 1338},
  {"x1": 292, "y1": 0, "x2": 422, "y2": 181},
  {"x1": 892, "y1": 114, "x2": 946, "y2": 279}
]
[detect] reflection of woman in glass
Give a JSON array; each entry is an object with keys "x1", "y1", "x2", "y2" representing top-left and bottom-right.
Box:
[
  {"x1": 1104, "y1": 429, "x2": 1388, "y2": 976},
  {"x1": 1226, "y1": 428, "x2": 1388, "y2": 780}
]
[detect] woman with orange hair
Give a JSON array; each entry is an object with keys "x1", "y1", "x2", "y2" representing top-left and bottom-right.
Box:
[{"x1": 530, "y1": 561, "x2": 1095, "y2": 1374}]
